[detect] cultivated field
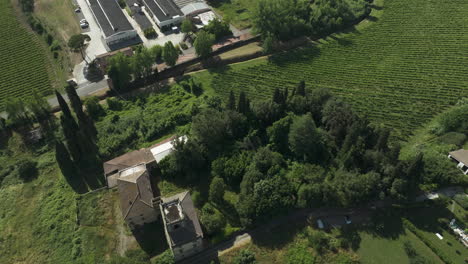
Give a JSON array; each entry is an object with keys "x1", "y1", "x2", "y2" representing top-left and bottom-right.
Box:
[
  {"x1": 0, "y1": 0, "x2": 52, "y2": 110},
  {"x1": 194, "y1": 0, "x2": 468, "y2": 140}
]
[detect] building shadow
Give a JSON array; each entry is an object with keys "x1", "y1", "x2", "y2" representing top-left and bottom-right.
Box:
[{"x1": 132, "y1": 220, "x2": 169, "y2": 257}]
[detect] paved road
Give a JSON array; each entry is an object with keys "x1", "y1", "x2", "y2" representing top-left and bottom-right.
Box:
[{"x1": 47, "y1": 79, "x2": 109, "y2": 108}]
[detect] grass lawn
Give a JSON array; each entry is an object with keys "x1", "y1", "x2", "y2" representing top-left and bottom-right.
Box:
[
  {"x1": 210, "y1": 0, "x2": 259, "y2": 30},
  {"x1": 219, "y1": 42, "x2": 263, "y2": 60},
  {"x1": 192, "y1": 0, "x2": 468, "y2": 140},
  {"x1": 404, "y1": 205, "x2": 468, "y2": 264},
  {"x1": 357, "y1": 230, "x2": 443, "y2": 264}
]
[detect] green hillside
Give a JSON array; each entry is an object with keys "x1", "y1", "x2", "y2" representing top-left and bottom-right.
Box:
[{"x1": 193, "y1": 0, "x2": 468, "y2": 140}]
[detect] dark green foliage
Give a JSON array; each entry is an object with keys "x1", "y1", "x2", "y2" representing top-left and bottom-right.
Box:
[
  {"x1": 211, "y1": 152, "x2": 251, "y2": 186},
  {"x1": 68, "y1": 34, "x2": 91, "y2": 61},
  {"x1": 322, "y1": 99, "x2": 357, "y2": 146},
  {"x1": 108, "y1": 52, "x2": 132, "y2": 92},
  {"x1": 233, "y1": 249, "x2": 256, "y2": 264},
  {"x1": 237, "y1": 91, "x2": 250, "y2": 114},
  {"x1": 159, "y1": 138, "x2": 207, "y2": 182},
  {"x1": 106, "y1": 97, "x2": 123, "y2": 111},
  {"x1": 453, "y1": 194, "x2": 468, "y2": 210},
  {"x1": 436, "y1": 132, "x2": 466, "y2": 147},
  {"x1": 19, "y1": 0, "x2": 34, "y2": 13},
  {"x1": 252, "y1": 100, "x2": 282, "y2": 126},
  {"x1": 267, "y1": 115, "x2": 293, "y2": 153},
  {"x1": 288, "y1": 114, "x2": 329, "y2": 164},
  {"x1": 209, "y1": 177, "x2": 225, "y2": 203},
  {"x1": 55, "y1": 90, "x2": 72, "y2": 119},
  {"x1": 15, "y1": 158, "x2": 38, "y2": 181},
  {"x1": 203, "y1": 19, "x2": 232, "y2": 40},
  {"x1": 162, "y1": 42, "x2": 179, "y2": 66},
  {"x1": 181, "y1": 19, "x2": 195, "y2": 34},
  {"x1": 200, "y1": 203, "x2": 226, "y2": 236},
  {"x1": 310, "y1": 0, "x2": 370, "y2": 36},
  {"x1": 285, "y1": 243, "x2": 315, "y2": 264},
  {"x1": 66, "y1": 84, "x2": 97, "y2": 138},
  {"x1": 151, "y1": 250, "x2": 174, "y2": 264},
  {"x1": 150, "y1": 45, "x2": 163, "y2": 61},
  {"x1": 435, "y1": 103, "x2": 468, "y2": 135},
  {"x1": 194, "y1": 31, "x2": 215, "y2": 58},
  {"x1": 252, "y1": 0, "x2": 311, "y2": 41},
  {"x1": 143, "y1": 28, "x2": 157, "y2": 39},
  {"x1": 307, "y1": 230, "x2": 329, "y2": 254},
  {"x1": 84, "y1": 96, "x2": 104, "y2": 120},
  {"x1": 227, "y1": 91, "x2": 236, "y2": 110}
]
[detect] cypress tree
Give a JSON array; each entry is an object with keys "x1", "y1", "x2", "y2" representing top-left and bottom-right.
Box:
[
  {"x1": 237, "y1": 91, "x2": 247, "y2": 114},
  {"x1": 55, "y1": 90, "x2": 72, "y2": 119},
  {"x1": 228, "y1": 91, "x2": 236, "y2": 110},
  {"x1": 65, "y1": 84, "x2": 97, "y2": 139},
  {"x1": 272, "y1": 88, "x2": 282, "y2": 104},
  {"x1": 296, "y1": 81, "x2": 306, "y2": 97}
]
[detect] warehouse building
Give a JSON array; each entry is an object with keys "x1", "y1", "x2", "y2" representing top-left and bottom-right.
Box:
[
  {"x1": 87, "y1": 0, "x2": 140, "y2": 49},
  {"x1": 142, "y1": 0, "x2": 184, "y2": 29}
]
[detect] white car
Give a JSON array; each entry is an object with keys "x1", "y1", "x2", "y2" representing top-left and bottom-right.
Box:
[
  {"x1": 75, "y1": 8, "x2": 81, "y2": 13},
  {"x1": 80, "y1": 23, "x2": 89, "y2": 29}
]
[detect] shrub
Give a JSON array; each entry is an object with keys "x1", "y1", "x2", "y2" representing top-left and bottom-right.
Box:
[
  {"x1": 16, "y1": 159, "x2": 38, "y2": 181},
  {"x1": 233, "y1": 249, "x2": 256, "y2": 264},
  {"x1": 118, "y1": 0, "x2": 126, "y2": 8},
  {"x1": 200, "y1": 203, "x2": 226, "y2": 236},
  {"x1": 453, "y1": 194, "x2": 468, "y2": 210},
  {"x1": 151, "y1": 250, "x2": 174, "y2": 264},
  {"x1": 179, "y1": 42, "x2": 188, "y2": 50},
  {"x1": 106, "y1": 97, "x2": 123, "y2": 111},
  {"x1": 84, "y1": 96, "x2": 104, "y2": 120},
  {"x1": 143, "y1": 28, "x2": 157, "y2": 39}
]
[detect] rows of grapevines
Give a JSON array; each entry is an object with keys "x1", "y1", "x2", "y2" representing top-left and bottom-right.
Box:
[
  {"x1": 0, "y1": 0, "x2": 52, "y2": 111},
  {"x1": 207, "y1": 0, "x2": 468, "y2": 140}
]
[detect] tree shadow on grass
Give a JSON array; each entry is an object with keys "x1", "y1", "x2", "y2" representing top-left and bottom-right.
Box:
[
  {"x1": 250, "y1": 219, "x2": 307, "y2": 250},
  {"x1": 132, "y1": 220, "x2": 169, "y2": 257}
]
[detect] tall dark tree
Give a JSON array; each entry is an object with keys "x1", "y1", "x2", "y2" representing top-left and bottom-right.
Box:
[
  {"x1": 237, "y1": 91, "x2": 250, "y2": 114},
  {"x1": 55, "y1": 90, "x2": 72, "y2": 119},
  {"x1": 296, "y1": 80, "x2": 306, "y2": 96},
  {"x1": 65, "y1": 84, "x2": 97, "y2": 138},
  {"x1": 228, "y1": 91, "x2": 236, "y2": 110}
]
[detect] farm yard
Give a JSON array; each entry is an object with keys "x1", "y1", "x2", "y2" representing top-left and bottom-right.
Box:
[
  {"x1": 0, "y1": 0, "x2": 53, "y2": 111},
  {"x1": 193, "y1": 0, "x2": 468, "y2": 140}
]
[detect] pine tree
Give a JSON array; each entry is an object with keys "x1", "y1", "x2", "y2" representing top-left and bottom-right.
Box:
[
  {"x1": 228, "y1": 91, "x2": 236, "y2": 110},
  {"x1": 296, "y1": 81, "x2": 306, "y2": 97}
]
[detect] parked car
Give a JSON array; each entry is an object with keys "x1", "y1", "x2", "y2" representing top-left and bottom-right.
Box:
[
  {"x1": 344, "y1": 215, "x2": 352, "y2": 224},
  {"x1": 80, "y1": 23, "x2": 89, "y2": 29},
  {"x1": 75, "y1": 8, "x2": 81, "y2": 13}
]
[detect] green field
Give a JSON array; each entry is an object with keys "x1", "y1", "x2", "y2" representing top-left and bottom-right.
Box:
[
  {"x1": 211, "y1": 0, "x2": 259, "y2": 30},
  {"x1": 357, "y1": 230, "x2": 442, "y2": 264},
  {"x1": 0, "y1": 0, "x2": 53, "y2": 110},
  {"x1": 194, "y1": 0, "x2": 468, "y2": 140}
]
